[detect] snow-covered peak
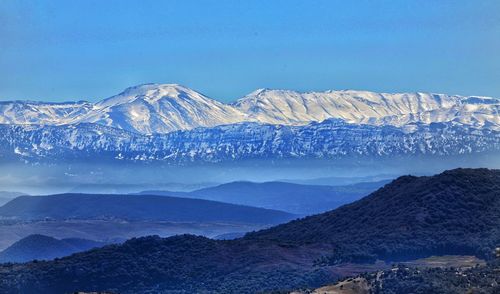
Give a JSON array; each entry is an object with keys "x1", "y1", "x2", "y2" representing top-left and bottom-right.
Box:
[
  {"x1": 0, "y1": 84, "x2": 497, "y2": 133},
  {"x1": 84, "y1": 83, "x2": 246, "y2": 134},
  {"x1": 233, "y1": 89, "x2": 498, "y2": 129},
  {"x1": 96, "y1": 83, "x2": 212, "y2": 108}
]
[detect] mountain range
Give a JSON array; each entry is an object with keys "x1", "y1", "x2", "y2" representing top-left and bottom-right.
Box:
[
  {"x1": 0, "y1": 84, "x2": 498, "y2": 163},
  {"x1": 2, "y1": 118, "x2": 498, "y2": 163},
  {"x1": 1, "y1": 84, "x2": 498, "y2": 133},
  {"x1": 138, "y1": 180, "x2": 390, "y2": 214},
  {"x1": 0, "y1": 168, "x2": 497, "y2": 293}
]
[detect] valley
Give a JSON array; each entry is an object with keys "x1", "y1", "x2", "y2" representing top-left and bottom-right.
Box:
[
  {"x1": 0, "y1": 178, "x2": 389, "y2": 255},
  {"x1": 0, "y1": 168, "x2": 497, "y2": 293}
]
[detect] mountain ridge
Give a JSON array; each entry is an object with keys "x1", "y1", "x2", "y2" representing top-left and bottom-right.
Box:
[
  {"x1": 1, "y1": 84, "x2": 497, "y2": 164},
  {"x1": 0, "y1": 193, "x2": 295, "y2": 224},
  {"x1": 137, "y1": 179, "x2": 390, "y2": 214},
  {"x1": 242, "y1": 168, "x2": 500, "y2": 268},
  {"x1": 2, "y1": 118, "x2": 497, "y2": 163},
  {"x1": 0, "y1": 234, "x2": 106, "y2": 263},
  {"x1": 0, "y1": 168, "x2": 498, "y2": 293},
  {"x1": 0, "y1": 83, "x2": 498, "y2": 134}
]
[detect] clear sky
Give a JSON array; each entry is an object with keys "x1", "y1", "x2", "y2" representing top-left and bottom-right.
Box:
[{"x1": 1, "y1": 0, "x2": 499, "y2": 102}]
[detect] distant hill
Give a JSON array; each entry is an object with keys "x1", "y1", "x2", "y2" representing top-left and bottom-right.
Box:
[
  {"x1": 0, "y1": 193, "x2": 295, "y2": 225},
  {"x1": 0, "y1": 234, "x2": 106, "y2": 263},
  {"x1": 138, "y1": 180, "x2": 390, "y2": 214},
  {"x1": 68, "y1": 182, "x2": 219, "y2": 194},
  {"x1": 279, "y1": 174, "x2": 396, "y2": 186},
  {"x1": 0, "y1": 191, "x2": 26, "y2": 206},
  {"x1": 0, "y1": 168, "x2": 498, "y2": 293}
]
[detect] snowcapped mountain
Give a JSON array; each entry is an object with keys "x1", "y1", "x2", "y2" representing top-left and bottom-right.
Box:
[
  {"x1": 0, "y1": 83, "x2": 498, "y2": 163},
  {"x1": 1, "y1": 119, "x2": 498, "y2": 163},
  {"x1": 80, "y1": 84, "x2": 247, "y2": 134},
  {"x1": 0, "y1": 84, "x2": 247, "y2": 134},
  {"x1": 0, "y1": 101, "x2": 93, "y2": 125},
  {"x1": 0, "y1": 84, "x2": 498, "y2": 134},
  {"x1": 233, "y1": 89, "x2": 500, "y2": 130}
]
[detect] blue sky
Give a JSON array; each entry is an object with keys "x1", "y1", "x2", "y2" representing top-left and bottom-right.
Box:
[{"x1": 1, "y1": 0, "x2": 499, "y2": 102}]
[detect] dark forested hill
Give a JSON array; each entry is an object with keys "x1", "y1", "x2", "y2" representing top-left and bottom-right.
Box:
[
  {"x1": 247, "y1": 168, "x2": 500, "y2": 261},
  {"x1": 138, "y1": 180, "x2": 390, "y2": 214},
  {"x1": 0, "y1": 193, "x2": 295, "y2": 225},
  {"x1": 0, "y1": 234, "x2": 106, "y2": 263},
  {"x1": 0, "y1": 168, "x2": 498, "y2": 293}
]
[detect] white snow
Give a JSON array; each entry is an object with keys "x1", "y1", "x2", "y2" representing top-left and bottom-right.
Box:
[
  {"x1": 0, "y1": 84, "x2": 498, "y2": 134},
  {"x1": 234, "y1": 89, "x2": 499, "y2": 130}
]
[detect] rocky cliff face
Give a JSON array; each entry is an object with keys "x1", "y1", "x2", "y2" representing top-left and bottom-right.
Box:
[{"x1": 1, "y1": 119, "x2": 498, "y2": 163}]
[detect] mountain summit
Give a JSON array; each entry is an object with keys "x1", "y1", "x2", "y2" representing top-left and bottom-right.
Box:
[
  {"x1": 0, "y1": 85, "x2": 498, "y2": 162},
  {"x1": 0, "y1": 84, "x2": 498, "y2": 134},
  {"x1": 81, "y1": 83, "x2": 246, "y2": 134}
]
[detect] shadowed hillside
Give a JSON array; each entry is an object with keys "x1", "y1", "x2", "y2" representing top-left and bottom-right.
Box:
[
  {"x1": 0, "y1": 168, "x2": 498, "y2": 293},
  {"x1": 247, "y1": 168, "x2": 500, "y2": 262},
  {"x1": 0, "y1": 193, "x2": 295, "y2": 225},
  {"x1": 0, "y1": 234, "x2": 106, "y2": 263},
  {"x1": 138, "y1": 180, "x2": 390, "y2": 214}
]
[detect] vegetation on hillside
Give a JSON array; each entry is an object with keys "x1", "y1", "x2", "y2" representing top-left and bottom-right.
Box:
[
  {"x1": 0, "y1": 168, "x2": 498, "y2": 293},
  {"x1": 248, "y1": 168, "x2": 500, "y2": 263}
]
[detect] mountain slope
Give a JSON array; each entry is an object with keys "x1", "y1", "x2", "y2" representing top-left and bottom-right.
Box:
[
  {"x1": 2, "y1": 119, "x2": 498, "y2": 163},
  {"x1": 360, "y1": 261, "x2": 500, "y2": 294},
  {"x1": 0, "y1": 101, "x2": 93, "y2": 125},
  {"x1": 139, "y1": 180, "x2": 390, "y2": 214},
  {"x1": 234, "y1": 89, "x2": 500, "y2": 129},
  {"x1": 247, "y1": 168, "x2": 500, "y2": 261},
  {"x1": 80, "y1": 84, "x2": 246, "y2": 134},
  {"x1": 0, "y1": 193, "x2": 295, "y2": 224},
  {"x1": 0, "y1": 234, "x2": 105, "y2": 263},
  {"x1": 0, "y1": 84, "x2": 497, "y2": 164},
  {"x1": 0, "y1": 84, "x2": 498, "y2": 134},
  {"x1": 0, "y1": 84, "x2": 247, "y2": 134},
  {"x1": 0, "y1": 191, "x2": 26, "y2": 206},
  {"x1": 301, "y1": 259, "x2": 500, "y2": 294},
  {"x1": 0, "y1": 168, "x2": 498, "y2": 293}
]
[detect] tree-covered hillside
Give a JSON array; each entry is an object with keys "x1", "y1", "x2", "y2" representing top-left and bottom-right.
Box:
[
  {"x1": 248, "y1": 168, "x2": 500, "y2": 262},
  {"x1": 0, "y1": 168, "x2": 498, "y2": 293}
]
